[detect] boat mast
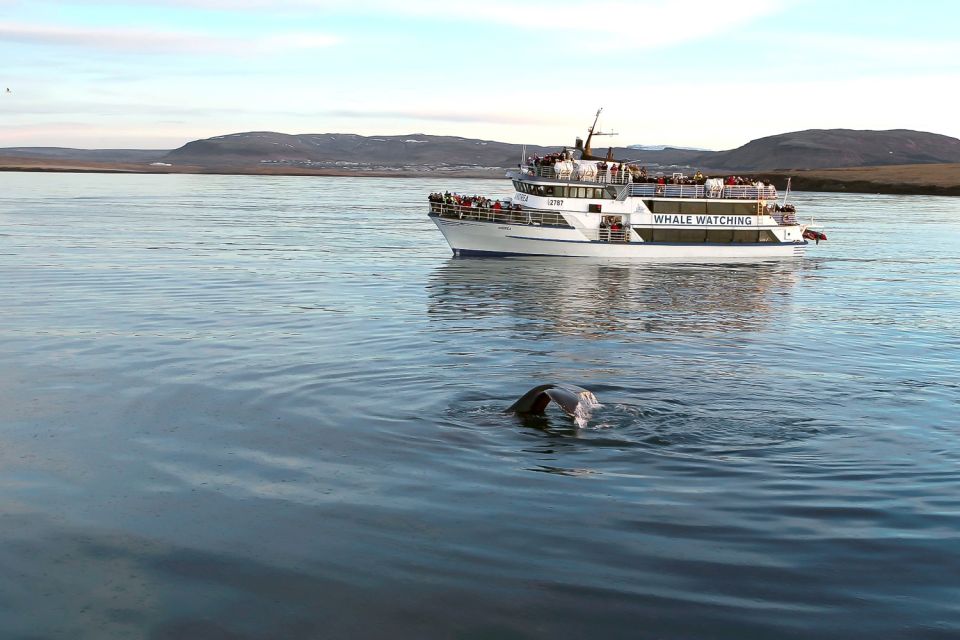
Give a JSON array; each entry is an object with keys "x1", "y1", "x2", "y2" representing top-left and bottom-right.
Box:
[
  {"x1": 580, "y1": 108, "x2": 618, "y2": 160},
  {"x1": 583, "y1": 108, "x2": 603, "y2": 158}
]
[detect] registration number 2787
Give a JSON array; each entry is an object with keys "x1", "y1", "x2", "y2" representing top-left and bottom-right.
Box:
[{"x1": 547, "y1": 199, "x2": 564, "y2": 206}]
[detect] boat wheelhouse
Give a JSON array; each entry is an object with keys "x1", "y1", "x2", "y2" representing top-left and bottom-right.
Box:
[{"x1": 428, "y1": 112, "x2": 825, "y2": 259}]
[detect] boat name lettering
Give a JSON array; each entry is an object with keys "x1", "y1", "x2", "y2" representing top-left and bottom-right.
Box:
[
  {"x1": 498, "y1": 226, "x2": 512, "y2": 231},
  {"x1": 515, "y1": 193, "x2": 529, "y2": 202},
  {"x1": 652, "y1": 214, "x2": 754, "y2": 226},
  {"x1": 547, "y1": 199, "x2": 564, "y2": 207}
]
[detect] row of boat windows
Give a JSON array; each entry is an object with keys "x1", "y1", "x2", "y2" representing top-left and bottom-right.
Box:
[
  {"x1": 513, "y1": 181, "x2": 617, "y2": 199},
  {"x1": 634, "y1": 228, "x2": 782, "y2": 243},
  {"x1": 644, "y1": 200, "x2": 762, "y2": 216}
]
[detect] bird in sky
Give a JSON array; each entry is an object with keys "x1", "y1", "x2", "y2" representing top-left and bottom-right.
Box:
[{"x1": 4, "y1": 88, "x2": 10, "y2": 93}]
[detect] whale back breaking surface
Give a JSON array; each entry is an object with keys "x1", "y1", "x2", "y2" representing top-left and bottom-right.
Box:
[{"x1": 507, "y1": 383, "x2": 598, "y2": 418}]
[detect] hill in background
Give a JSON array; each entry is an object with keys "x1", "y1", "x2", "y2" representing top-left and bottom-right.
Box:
[
  {"x1": 0, "y1": 147, "x2": 166, "y2": 163},
  {"x1": 2, "y1": 128, "x2": 960, "y2": 195},
  {"x1": 161, "y1": 132, "x2": 543, "y2": 170},
  {"x1": 160, "y1": 132, "x2": 707, "y2": 171},
  {"x1": 698, "y1": 129, "x2": 960, "y2": 171},
  {"x1": 157, "y1": 128, "x2": 960, "y2": 173}
]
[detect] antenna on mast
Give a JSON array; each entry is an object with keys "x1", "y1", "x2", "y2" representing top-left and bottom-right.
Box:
[{"x1": 582, "y1": 108, "x2": 618, "y2": 159}]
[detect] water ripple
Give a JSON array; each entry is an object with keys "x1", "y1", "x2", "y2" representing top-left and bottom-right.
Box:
[{"x1": 1, "y1": 174, "x2": 959, "y2": 638}]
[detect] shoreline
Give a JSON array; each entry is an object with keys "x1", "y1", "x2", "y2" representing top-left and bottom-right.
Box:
[
  {"x1": 763, "y1": 163, "x2": 960, "y2": 197},
  {"x1": 2, "y1": 158, "x2": 958, "y2": 196},
  {"x1": 0, "y1": 163, "x2": 503, "y2": 180}
]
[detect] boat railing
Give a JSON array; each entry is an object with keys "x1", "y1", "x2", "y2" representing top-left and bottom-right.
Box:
[
  {"x1": 524, "y1": 165, "x2": 778, "y2": 200},
  {"x1": 628, "y1": 183, "x2": 779, "y2": 200},
  {"x1": 770, "y1": 212, "x2": 797, "y2": 225},
  {"x1": 429, "y1": 202, "x2": 571, "y2": 228},
  {"x1": 526, "y1": 164, "x2": 631, "y2": 185},
  {"x1": 587, "y1": 228, "x2": 630, "y2": 243}
]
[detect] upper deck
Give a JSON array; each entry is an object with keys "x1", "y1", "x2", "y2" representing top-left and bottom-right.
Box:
[{"x1": 520, "y1": 163, "x2": 778, "y2": 201}]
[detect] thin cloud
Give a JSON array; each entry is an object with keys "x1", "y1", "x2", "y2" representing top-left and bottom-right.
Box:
[
  {"x1": 0, "y1": 21, "x2": 341, "y2": 55},
  {"x1": 398, "y1": 0, "x2": 787, "y2": 45},
  {"x1": 0, "y1": 121, "x2": 213, "y2": 147},
  {"x1": 43, "y1": 0, "x2": 788, "y2": 48},
  {"x1": 322, "y1": 109, "x2": 568, "y2": 126},
  {"x1": 0, "y1": 100, "x2": 254, "y2": 117},
  {"x1": 784, "y1": 33, "x2": 960, "y2": 64}
]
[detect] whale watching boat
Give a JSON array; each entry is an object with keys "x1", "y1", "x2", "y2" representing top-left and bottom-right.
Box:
[{"x1": 428, "y1": 111, "x2": 826, "y2": 258}]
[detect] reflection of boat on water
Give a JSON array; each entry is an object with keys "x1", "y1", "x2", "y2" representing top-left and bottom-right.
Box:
[
  {"x1": 428, "y1": 110, "x2": 826, "y2": 259},
  {"x1": 426, "y1": 257, "x2": 800, "y2": 338}
]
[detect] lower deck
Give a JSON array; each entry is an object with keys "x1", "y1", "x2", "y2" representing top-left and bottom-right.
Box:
[
  {"x1": 431, "y1": 215, "x2": 806, "y2": 259},
  {"x1": 428, "y1": 202, "x2": 799, "y2": 245}
]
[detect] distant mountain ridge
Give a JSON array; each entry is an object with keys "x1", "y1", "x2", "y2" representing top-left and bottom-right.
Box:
[
  {"x1": 699, "y1": 129, "x2": 960, "y2": 171},
  {"x1": 3, "y1": 129, "x2": 960, "y2": 173},
  {"x1": 0, "y1": 147, "x2": 165, "y2": 163},
  {"x1": 158, "y1": 132, "x2": 714, "y2": 170},
  {"x1": 627, "y1": 144, "x2": 711, "y2": 152},
  {"x1": 161, "y1": 132, "x2": 545, "y2": 168},
  {"x1": 158, "y1": 128, "x2": 960, "y2": 172}
]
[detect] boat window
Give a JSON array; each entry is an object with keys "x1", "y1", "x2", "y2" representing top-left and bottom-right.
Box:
[
  {"x1": 680, "y1": 201, "x2": 707, "y2": 214},
  {"x1": 648, "y1": 201, "x2": 683, "y2": 214},
  {"x1": 542, "y1": 186, "x2": 555, "y2": 196},
  {"x1": 677, "y1": 229, "x2": 707, "y2": 242},
  {"x1": 706, "y1": 202, "x2": 759, "y2": 216},
  {"x1": 706, "y1": 229, "x2": 734, "y2": 243},
  {"x1": 653, "y1": 229, "x2": 683, "y2": 242},
  {"x1": 536, "y1": 185, "x2": 547, "y2": 196},
  {"x1": 635, "y1": 227, "x2": 774, "y2": 244}
]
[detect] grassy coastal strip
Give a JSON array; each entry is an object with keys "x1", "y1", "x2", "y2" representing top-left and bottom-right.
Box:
[
  {"x1": 764, "y1": 164, "x2": 960, "y2": 196},
  {"x1": 3, "y1": 157, "x2": 959, "y2": 195}
]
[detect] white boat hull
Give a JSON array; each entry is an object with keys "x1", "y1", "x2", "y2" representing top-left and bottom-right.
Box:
[{"x1": 432, "y1": 216, "x2": 806, "y2": 259}]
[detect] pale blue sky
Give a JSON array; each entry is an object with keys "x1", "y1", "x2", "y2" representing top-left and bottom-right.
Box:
[{"x1": 1, "y1": 0, "x2": 958, "y2": 149}]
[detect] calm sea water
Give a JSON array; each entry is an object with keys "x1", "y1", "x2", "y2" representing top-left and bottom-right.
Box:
[{"x1": 1, "y1": 173, "x2": 959, "y2": 639}]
